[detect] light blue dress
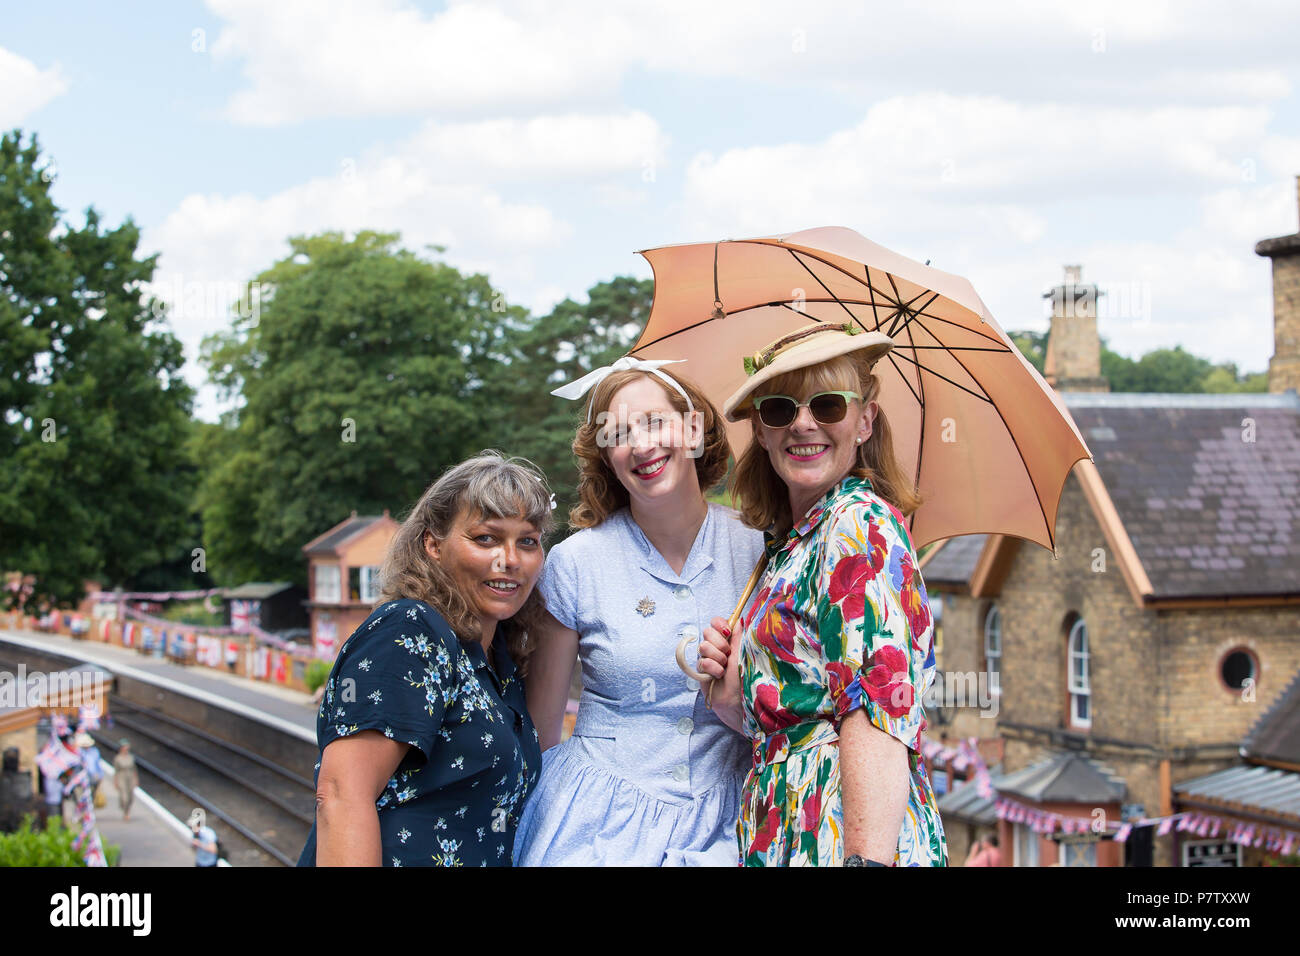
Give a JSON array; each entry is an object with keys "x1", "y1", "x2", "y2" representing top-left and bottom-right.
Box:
[{"x1": 513, "y1": 503, "x2": 766, "y2": 866}]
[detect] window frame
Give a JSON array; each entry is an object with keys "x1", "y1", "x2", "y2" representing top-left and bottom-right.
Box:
[
  {"x1": 359, "y1": 565, "x2": 382, "y2": 604},
  {"x1": 983, "y1": 604, "x2": 1002, "y2": 698},
  {"x1": 1067, "y1": 616, "x2": 1091, "y2": 729},
  {"x1": 314, "y1": 563, "x2": 341, "y2": 604}
]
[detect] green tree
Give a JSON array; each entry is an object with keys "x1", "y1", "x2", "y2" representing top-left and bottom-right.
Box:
[
  {"x1": 0, "y1": 130, "x2": 195, "y2": 610},
  {"x1": 1008, "y1": 330, "x2": 1047, "y2": 374},
  {"x1": 490, "y1": 276, "x2": 650, "y2": 520},
  {"x1": 196, "y1": 231, "x2": 522, "y2": 585},
  {"x1": 1101, "y1": 344, "x2": 1214, "y2": 393}
]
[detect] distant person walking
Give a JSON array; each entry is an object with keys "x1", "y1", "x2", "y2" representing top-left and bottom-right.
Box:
[
  {"x1": 112, "y1": 740, "x2": 138, "y2": 821},
  {"x1": 75, "y1": 733, "x2": 103, "y2": 806},
  {"x1": 964, "y1": 834, "x2": 1002, "y2": 866},
  {"x1": 189, "y1": 809, "x2": 219, "y2": 867}
]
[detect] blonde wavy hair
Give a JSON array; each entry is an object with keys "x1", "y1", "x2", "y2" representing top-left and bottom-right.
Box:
[
  {"x1": 568, "y1": 368, "x2": 731, "y2": 529},
  {"x1": 379, "y1": 450, "x2": 556, "y2": 670},
  {"x1": 730, "y1": 353, "x2": 920, "y2": 537}
]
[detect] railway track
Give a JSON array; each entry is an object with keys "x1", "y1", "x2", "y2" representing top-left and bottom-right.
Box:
[
  {"x1": 0, "y1": 650, "x2": 316, "y2": 866},
  {"x1": 96, "y1": 700, "x2": 315, "y2": 867}
]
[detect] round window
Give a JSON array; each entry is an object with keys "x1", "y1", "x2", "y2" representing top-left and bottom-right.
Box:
[{"x1": 1220, "y1": 650, "x2": 1256, "y2": 690}]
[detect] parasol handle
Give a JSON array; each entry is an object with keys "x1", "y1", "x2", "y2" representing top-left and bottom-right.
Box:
[{"x1": 676, "y1": 554, "x2": 768, "y2": 707}]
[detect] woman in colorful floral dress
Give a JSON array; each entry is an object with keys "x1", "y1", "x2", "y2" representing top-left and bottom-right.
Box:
[
  {"x1": 298, "y1": 452, "x2": 553, "y2": 867},
  {"x1": 698, "y1": 323, "x2": 948, "y2": 867}
]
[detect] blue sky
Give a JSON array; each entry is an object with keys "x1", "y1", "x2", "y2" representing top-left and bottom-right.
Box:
[{"x1": 5, "y1": 1, "x2": 1300, "y2": 420}]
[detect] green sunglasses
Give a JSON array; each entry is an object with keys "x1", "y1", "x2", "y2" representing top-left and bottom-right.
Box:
[{"x1": 752, "y1": 390, "x2": 862, "y2": 428}]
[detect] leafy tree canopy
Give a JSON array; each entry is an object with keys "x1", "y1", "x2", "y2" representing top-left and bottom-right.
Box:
[
  {"x1": 196, "y1": 231, "x2": 537, "y2": 584},
  {"x1": 0, "y1": 130, "x2": 195, "y2": 610},
  {"x1": 1006, "y1": 328, "x2": 1265, "y2": 393}
]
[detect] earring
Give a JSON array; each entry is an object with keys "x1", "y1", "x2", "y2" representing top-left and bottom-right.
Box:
[{"x1": 856, "y1": 438, "x2": 863, "y2": 444}]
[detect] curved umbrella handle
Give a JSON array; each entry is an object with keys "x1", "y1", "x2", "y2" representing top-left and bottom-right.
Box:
[
  {"x1": 674, "y1": 554, "x2": 769, "y2": 704},
  {"x1": 675, "y1": 631, "x2": 710, "y2": 684}
]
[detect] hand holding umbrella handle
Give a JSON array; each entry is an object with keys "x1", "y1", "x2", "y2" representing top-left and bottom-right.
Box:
[{"x1": 675, "y1": 555, "x2": 768, "y2": 708}]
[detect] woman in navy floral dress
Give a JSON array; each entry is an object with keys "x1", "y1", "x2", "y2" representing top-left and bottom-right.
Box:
[{"x1": 297, "y1": 452, "x2": 553, "y2": 867}]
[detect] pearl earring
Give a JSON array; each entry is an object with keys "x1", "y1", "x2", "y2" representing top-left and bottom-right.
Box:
[{"x1": 856, "y1": 438, "x2": 863, "y2": 444}]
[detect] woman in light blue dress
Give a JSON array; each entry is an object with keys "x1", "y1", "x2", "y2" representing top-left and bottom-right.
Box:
[{"x1": 514, "y1": 359, "x2": 765, "y2": 866}]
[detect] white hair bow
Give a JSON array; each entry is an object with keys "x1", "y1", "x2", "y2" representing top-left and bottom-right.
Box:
[{"x1": 550, "y1": 356, "x2": 693, "y2": 423}]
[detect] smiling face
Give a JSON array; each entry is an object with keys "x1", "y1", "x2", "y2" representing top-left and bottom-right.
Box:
[
  {"x1": 425, "y1": 508, "x2": 544, "y2": 642},
  {"x1": 600, "y1": 375, "x2": 704, "y2": 510},
  {"x1": 754, "y1": 360, "x2": 877, "y2": 520}
]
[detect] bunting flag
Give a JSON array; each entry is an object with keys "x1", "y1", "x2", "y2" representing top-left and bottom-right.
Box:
[
  {"x1": 230, "y1": 599, "x2": 253, "y2": 632},
  {"x1": 89, "y1": 587, "x2": 223, "y2": 602},
  {"x1": 985, "y1": 793, "x2": 1300, "y2": 859},
  {"x1": 76, "y1": 706, "x2": 100, "y2": 732},
  {"x1": 36, "y1": 740, "x2": 79, "y2": 778},
  {"x1": 122, "y1": 622, "x2": 136, "y2": 647},
  {"x1": 100, "y1": 618, "x2": 112, "y2": 642}
]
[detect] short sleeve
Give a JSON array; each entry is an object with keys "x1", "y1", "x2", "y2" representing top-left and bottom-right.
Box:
[
  {"x1": 818, "y1": 503, "x2": 934, "y2": 751},
  {"x1": 538, "y1": 540, "x2": 579, "y2": 630},
  {"x1": 318, "y1": 602, "x2": 458, "y2": 762}
]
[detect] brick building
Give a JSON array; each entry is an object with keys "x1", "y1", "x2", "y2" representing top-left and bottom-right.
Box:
[
  {"x1": 302, "y1": 511, "x2": 399, "y2": 658},
  {"x1": 1257, "y1": 176, "x2": 1300, "y2": 394},
  {"x1": 924, "y1": 188, "x2": 1300, "y2": 866}
]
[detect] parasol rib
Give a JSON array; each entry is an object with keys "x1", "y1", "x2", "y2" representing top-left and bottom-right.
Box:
[
  {"x1": 885, "y1": 351, "x2": 924, "y2": 406},
  {"x1": 787, "y1": 249, "x2": 861, "y2": 326},
  {"x1": 890, "y1": 349, "x2": 994, "y2": 403},
  {"x1": 907, "y1": 325, "x2": 1055, "y2": 547}
]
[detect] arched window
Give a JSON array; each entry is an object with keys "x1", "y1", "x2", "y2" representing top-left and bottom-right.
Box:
[
  {"x1": 1068, "y1": 617, "x2": 1091, "y2": 729},
  {"x1": 983, "y1": 604, "x2": 1002, "y2": 697}
]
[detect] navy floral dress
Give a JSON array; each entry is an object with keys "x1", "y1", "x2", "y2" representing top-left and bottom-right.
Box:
[{"x1": 297, "y1": 598, "x2": 541, "y2": 867}]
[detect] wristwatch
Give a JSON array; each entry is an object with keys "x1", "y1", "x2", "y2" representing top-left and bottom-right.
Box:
[{"x1": 844, "y1": 854, "x2": 890, "y2": 867}]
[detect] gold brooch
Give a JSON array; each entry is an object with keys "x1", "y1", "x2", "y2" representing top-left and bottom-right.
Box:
[{"x1": 636, "y1": 597, "x2": 656, "y2": 618}]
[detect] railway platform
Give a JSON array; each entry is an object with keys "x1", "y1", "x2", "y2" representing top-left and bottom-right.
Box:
[
  {"x1": 2, "y1": 628, "x2": 319, "y2": 865},
  {"x1": 0, "y1": 628, "x2": 317, "y2": 739},
  {"x1": 94, "y1": 768, "x2": 202, "y2": 867}
]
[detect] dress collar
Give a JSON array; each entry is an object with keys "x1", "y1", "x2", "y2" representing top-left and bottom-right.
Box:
[
  {"x1": 625, "y1": 504, "x2": 716, "y2": 585},
  {"x1": 783, "y1": 474, "x2": 874, "y2": 545}
]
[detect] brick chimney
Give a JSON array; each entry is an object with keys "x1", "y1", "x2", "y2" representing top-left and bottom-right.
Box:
[
  {"x1": 1255, "y1": 175, "x2": 1300, "y2": 394},
  {"x1": 1043, "y1": 265, "x2": 1109, "y2": 392}
]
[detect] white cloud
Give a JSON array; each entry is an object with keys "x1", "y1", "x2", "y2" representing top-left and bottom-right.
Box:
[
  {"x1": 0, "y1": 47, "x2": 67, "y2": 127},
  {"x1": 208, "y1": 0, "x2": 635, "y2": 125},
  {"x1": 405, "y1": 112, "x2": 668, "y2": 180},
  {"x1": 144, "y1": 145, "x2": 576, "y2": 419},
  {"x1": 684, "y1": 94, "x2": 1284, "y2": 223},
  {"x1": 676, "y1": 97, "x2": 1298, "y2": 374},
  {"x1": 205, "y1": 1, "x2": 1300, "y2": 125}
]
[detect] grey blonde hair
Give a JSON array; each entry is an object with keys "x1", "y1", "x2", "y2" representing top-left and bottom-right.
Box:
[{"x1": 379, "y1": 450, "x2": 556, "y2": 670}]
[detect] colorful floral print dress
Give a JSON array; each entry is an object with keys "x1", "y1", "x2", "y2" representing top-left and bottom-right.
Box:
[{"x1": 737, "y1": 476, "x2": 948, "y2": 866}]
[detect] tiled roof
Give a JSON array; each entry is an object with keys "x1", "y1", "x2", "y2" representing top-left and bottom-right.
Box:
[
  {"x1": 223, "y1": 582, "x2": 296, "y2": 600},
  {"x1": 1174, "y1": 765, "x2": 1300, "y2": 821},
  {"x1": 922, "y1": 534, "x2": 988, "y2": 586},
  {"x1": 993, "y1": 750, "x2": 1127, "y2": 804},
  {"x1": 1244, "y1": 667, "x2": 1300, "y2": 766},
  {"x1": 303, "y1": 515, "x2": 385, "y2": 556},
  {"x1": 937, "y1": 778, "x2": 999, "y2": 825},
  {"x1": 1063, "y1": 392, "x2": 1300, "y2": 599}
]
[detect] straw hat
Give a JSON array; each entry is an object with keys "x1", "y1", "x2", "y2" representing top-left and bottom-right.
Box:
[
  {"x1": 74, "y1": 732, "x2": 95, "y2": 748},
  {"x1": 723, "y1": 323, "x2": 893, "y2": 422}
]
